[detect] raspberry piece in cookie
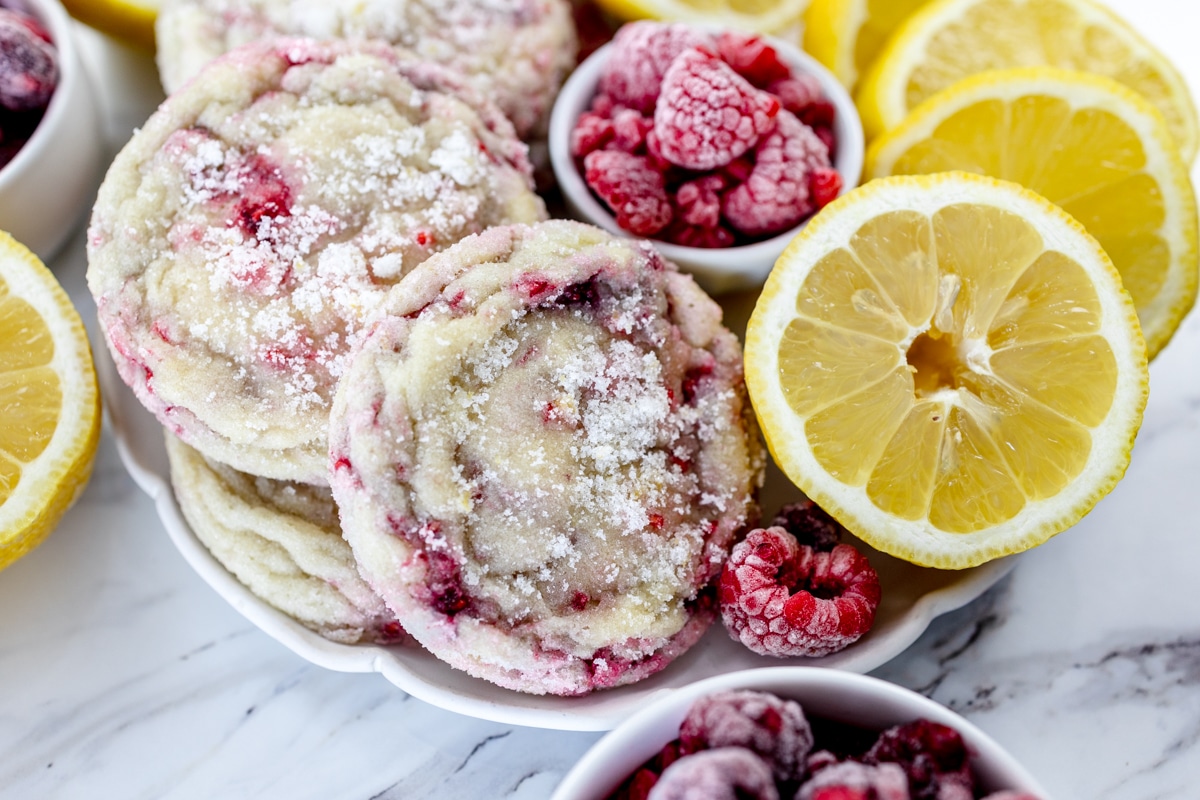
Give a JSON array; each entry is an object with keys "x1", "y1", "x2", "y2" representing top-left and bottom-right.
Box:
[
  {"x1": 722, "y1": 110, "x2": 832, "y2": 237},
  {"x1": 584, "y1": 149, "x2": 674, "y2": 236},
  {"x1": 679, "y1": 690, "x2": 814, "y2": 782},
  {"x1": 649, "y1": 748, "x2": 779, "y2": 800},
  {"x1": 329, "y1": 221, "x2": 764, "y2": 695},
  {"x1": 795, "y1": 761, "x2": 910, "y2": 800},
  {"x1": 654, "y1": 47, "x2": 781, "y2": 172},
  {"x1": 599, "y1": 21, "x2": 715, "y2": 114},
  {"x1": 720, "y1": 526, "x2": 880, "y2": 658}
]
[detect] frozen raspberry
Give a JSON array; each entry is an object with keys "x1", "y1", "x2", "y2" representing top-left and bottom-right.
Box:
[
  {"x1": 767, "y1": 74, "x2": 824, "y2": 115},
  {"x1": 0, "y1": 9, "x2": 57, "y2": 112},
  {"x1": 572, "y1": 111, "x2": 615, "y2": 157},
  {"x1": 720, "y1": 527, "x2": 881, "y2": 658},
  {"x1": 664, "y1": 221, "x2": 736, "y2": 249},
  {"x1": 866, "y1": 719, "x2": 974, "y2": 800},
  {"x1": 654, "y1": 47, "x2": 780, "y2": 172},
  {"x1": 811, "y1": 167, "x2": 843, "y2": 210},
  {"x1": 623, "y1": 768, "x2": 659, "y2": 800},
  {"x1": 611, "y1": 107, "x2": 654, "y2": 153},
  {"x1": 722, "y1": 111, "x2": 831, "y2": 237},
  {"x1": 795, "y1": 761, "x2": 910, "y2": 800},
  {"x1": 805, "y1": 750, "x2": 842, "y2": 775},
  {"x1": 814, "y1": 126, "x2": 838, "y2": 161},
  {"x1": 771, "y1": 498, "x2": 845, "y2": 552},
  {"x1": 679, "y1": 689, "x2": 813, "y2": 782},
  {"x1": 675, "y1": 174, "x2": 725, "y2": 228},
  {"x1": 798, "y1": 99, "x2": 837, "y2": 130},
  {"x1": 647, "y1": 748, "x2": 779, "y2": 800},
  {"x1": 599, "y1": 21, "x2": 715, "y2": 114},
  {"x1": 716, "y1": 31, "x2": 791, "y2": 88},
  {"x1": 584, "y1": 149, "x2": 674, "y2": 236}
]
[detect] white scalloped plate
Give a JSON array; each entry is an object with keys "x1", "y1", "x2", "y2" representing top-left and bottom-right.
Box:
[{"x1": 96, "y1": 334, "x2": 1016, "y2": 731}]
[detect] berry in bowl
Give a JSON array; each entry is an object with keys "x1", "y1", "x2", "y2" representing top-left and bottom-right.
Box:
[
  {"x1": 551, "y1": 668, "x2": 1050, "y2": 800},
  {"x1": 0, "y1": 0, "x2": 102, "y2": 260},
  {"x1": 549, "y1": 21, "x2": 864, "y2": 294}
]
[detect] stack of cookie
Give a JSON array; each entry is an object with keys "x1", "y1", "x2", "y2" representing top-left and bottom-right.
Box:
[{"x1": 88, "y1": 9, "x2": 766, "y2": 696}]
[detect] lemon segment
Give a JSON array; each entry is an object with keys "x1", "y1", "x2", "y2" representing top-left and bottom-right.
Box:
[
  {"x1": 0, "y1": 233, "x2": 101, "y2": 571},
  {"x1": 593, "y1": 0, "x2": 810, "y2": 34},
  {"x1": 60, "y1": 0, "x2": 157, "y2": 51},
  {"x1": 746, "y1": 173, "x2": 1147, "y2": 568},
  {"x1": 866, "y1": 67, "x2": 1199, "y2": 358},
  {"x1": 855, "y1": 0, "x2": 1199, "y2": 163},
  {"x1": 803, "y1": 0, "x2": 934, "y2": 91}
]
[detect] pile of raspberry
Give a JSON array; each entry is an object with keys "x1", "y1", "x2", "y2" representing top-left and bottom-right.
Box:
[
  {"x1": 0, "y1": 3, "x2": 58, "y2": 170},
  {"x1": 604, "y1": 689, "x2": 1042, "y2": 800},
  {"x1": 573, "y1": 21, "x2": 842, "y2": 248},
  {"x1": 720, "y1": 499, "x2": 881, "y2": 658}
]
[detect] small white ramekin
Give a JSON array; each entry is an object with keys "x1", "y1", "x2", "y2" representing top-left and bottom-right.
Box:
[
  {"x1": 549, "y1": 28, "x2": 864, "y2": 295},
  {"x1": 551, "y1": 667, "x2": 1051, "y2": 800},
  {"x1": 0, "y1": 0, "x2": 103, "y2": 261}
]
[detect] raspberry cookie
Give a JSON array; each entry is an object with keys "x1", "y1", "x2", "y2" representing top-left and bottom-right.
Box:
[
  {"x1": 165, "y1": 435, "x2": 402, "y2": 644},
  {"x1": 155, "y1": 0, "x2": 577, "y2": 138},
  {"x1": 88, "y1": 39, "x2": 545, "y2": 484},
  {"x1": 329, "y1": 221, "x2": 764, "y2": 695}
]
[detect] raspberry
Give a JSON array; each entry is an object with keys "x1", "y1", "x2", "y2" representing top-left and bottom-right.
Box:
[
  {"x1": 722, "y1": 111, "x2": 831, "y2": 237},
  {"x1": 795, "y1": 761, "x2": 910, "y2": 800},
  {"x1": 654, "y1": 47, "x2": 780, "y2": 171},
  {"x1": 663, "y1": 222, "x2": 736, "y2": 249},
  {"x1": 675, "y1": 175, "x2": 725, "y2": 228},
  {"x1": 798, "y1": 99, "x2": 837, "y2": 130},
  {"x1": 648, "y1": 748, "x2": 780, "y2": 800},
  {"x1": 866, "y1": 719, "x2": 974, "y2": 800},
  {"x1": 584, "y1": 149, "x2": 674, "y2": 236},
  {"x1": 811, "y1": 168, "x2": 843, "y2": 210},
  {"x1": 679, "y1": 690, "x2": 814, "y2": 782},
  {"x1": 719, "y1": 527, "x2": 881, "y2": 658},
  {"x1": 0, "y1": 9, "x2": 57, "y2": 112},
  {"x1": 767, "y1": 74, "x2": 824, "y2": 115},
  {"x1": 814, "y1": 126, "x2": 838, "y2": 160},
  {"x1": 611, "y1": 107, "x2": 654, "y2": 153},
  {"x1": 716, "y1": 31, "x2": 792, "y2": 88},
  {"x1": 599, "y1": 21, "x2": 715, "y2": 114},
  {"x1": 572, "y1": 111, "x2": 615, "y2": 157},
  {"x1": 770, "y1": 499, "x2": 845, "y2": 552}
]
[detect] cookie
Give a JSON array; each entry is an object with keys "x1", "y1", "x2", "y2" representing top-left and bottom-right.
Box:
[
  {"x1": 165, "y1": 434, "x2": 402, "y2": 644},
  {"x1": 88, "y1": 38, "x2": 545, "y2": 484},
  {"x1": 155, "y1": 0, "x2": 577, "y2": 138},
  {"x1": 329, "y1": 220, "x2": 765, "y2": 695}
]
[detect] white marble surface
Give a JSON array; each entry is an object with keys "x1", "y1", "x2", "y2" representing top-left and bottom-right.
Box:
[{"x1": 3, "y1": 3, "x2": 1200, "y2": 797}]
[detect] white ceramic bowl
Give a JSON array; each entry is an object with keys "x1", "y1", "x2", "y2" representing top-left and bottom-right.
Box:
[
  {"x1": 0, "y1": 0, "x2": 103, "y2": 261},
  {"x1": 552, "y1": 667, "x2": 1051, "y2": 800},
  {"x1": 549, "y1": 29, "x2": 864, "y2": 295}
]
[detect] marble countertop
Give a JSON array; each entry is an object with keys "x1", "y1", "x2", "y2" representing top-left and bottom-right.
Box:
[{"x1": 3, "y1": 3, "x2": 1200, "y2": 798}]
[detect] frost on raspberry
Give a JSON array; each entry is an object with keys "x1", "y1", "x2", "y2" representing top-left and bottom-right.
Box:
[
  {"x1": 648, "y1": 748, "x2": 780, "y2": 800},
  {"x1": 794, "y1": 761, "x2": 910, "y2": 800},
  {"x1": 599, "y1": 21, "x2": 715, "y2": 115},
  {"x1": 654, "y1": 47, "x2": 781, "y2": 172},
  {"x1": 866, "y1": 719, "x2": 975, "y2": 800},
  {"x1": 719, "y1": 526, "x2": 880, "y2": 658},
  {"x1": 584, "y1": 149, "x2": 673, "y2": 236},
  {"x1": 679, "y1": 689, "x2": 814, "y2": 782},
  {"x1": 715, "y1": 31, "x2": 791, "y2": 88},
  {"x1": 722, "y1": 110, "x2": 832, "y2": 237}
]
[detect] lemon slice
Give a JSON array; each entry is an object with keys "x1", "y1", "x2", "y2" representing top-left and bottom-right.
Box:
[
  {"x1": 866, "y1": 68, "x2": 1198, "y2": 360},
  {"x1": 593, "y1": 0, "x2": 810, "y2": 35},
  {"x1": 746, "y1": 173, "x2": 1148, "y2": 569},
  {"x1": 0, "y1": 232, "x2": 101, "y2": 571},
  {"x1": 855, "y1": 0, "x2": 1199, "y2": 162},
  {"x1": 60, "y1": 0, "x2": 157, "y2": 51},
  {"x1": 803, "y1": 0, "x2": 933, "y2": 92}
]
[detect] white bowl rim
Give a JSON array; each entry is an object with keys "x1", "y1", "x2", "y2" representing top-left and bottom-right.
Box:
[
  {"x1": 0, "y1": 0, "x2": 82, "y2": 190},
  {"x1": 548, "y1": 26, "x2": 865, "y2": 288},
  {"x1": 551, "y1": 666, "x2": 1052, "y2": 800}
]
